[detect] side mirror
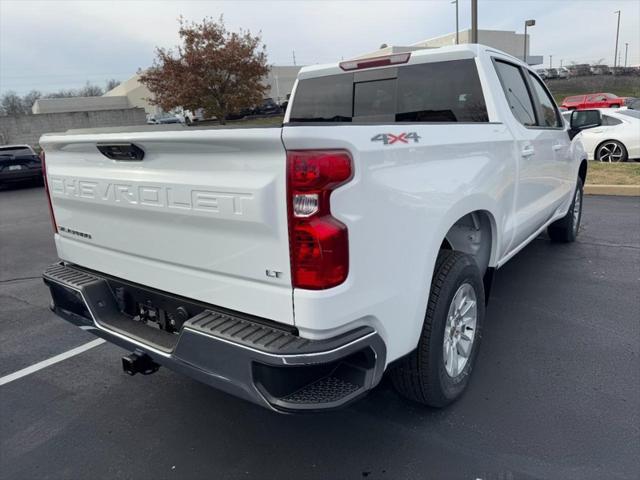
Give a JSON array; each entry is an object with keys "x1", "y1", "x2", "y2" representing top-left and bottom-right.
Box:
[{"x1": 569, "y1": 110, "x2": 602, "y2": 139}]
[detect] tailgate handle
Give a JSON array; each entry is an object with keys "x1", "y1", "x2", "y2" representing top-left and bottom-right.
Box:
[{"x1": 97, "y1": 143, "x2": 145, "y2": 161}]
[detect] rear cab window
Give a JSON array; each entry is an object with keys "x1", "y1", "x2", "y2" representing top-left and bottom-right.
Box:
[{"x1": 288, "y1": 59, "x2": 489, "y2": 124}]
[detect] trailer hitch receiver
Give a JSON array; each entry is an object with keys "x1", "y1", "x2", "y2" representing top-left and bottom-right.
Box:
[{"x1": 122, "y1": 352, "x2": 160, "y2": 376}]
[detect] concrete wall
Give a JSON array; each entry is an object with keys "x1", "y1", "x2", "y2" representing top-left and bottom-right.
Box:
[
  {"x1": 0, "y1": 108, "x2": 147, "y2": 147},
  {"x1": 32, "y1": 96, "x2": 131, "y2": 114}
]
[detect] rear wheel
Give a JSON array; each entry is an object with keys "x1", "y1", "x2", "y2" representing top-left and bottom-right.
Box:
[
  {"x1": 548, "y1": 177, "x2": 583, "y2": 242},
  {"x1": 596, "y1": 140, "x2": 628, "y2": 163},
  {"x1": 391, "y1": 250, "x2": 484, "y2": 407}
]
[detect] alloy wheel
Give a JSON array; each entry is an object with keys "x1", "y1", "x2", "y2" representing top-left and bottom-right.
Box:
[
  {"x1": 598, "y1": 142, "x2": 624, "y2": 162},
  {"x1": 443, "y1": 283, "x2": 478, "y2": 378}
]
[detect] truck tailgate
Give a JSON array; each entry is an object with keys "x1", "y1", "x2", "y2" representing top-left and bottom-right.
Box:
[{"x1": 40, "y1": 128, "x2": 293, "y2": 325}]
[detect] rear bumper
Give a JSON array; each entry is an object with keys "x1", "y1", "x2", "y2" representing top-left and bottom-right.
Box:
[{"x1": 43, "y1": 263, "x2": 386, "y2": 412}]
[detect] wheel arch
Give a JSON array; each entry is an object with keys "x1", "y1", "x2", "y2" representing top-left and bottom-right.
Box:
[
  {"x1": 438, "y1": 208, "x2": 499, "y2": 277},
  {"x1": 578, "y1": 158, "x2": 588, "y2": 185}
]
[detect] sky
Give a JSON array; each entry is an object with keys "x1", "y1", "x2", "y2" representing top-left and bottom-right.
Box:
[{"x1": 1, "y1": 0, "x2": 639, "y2": 96}]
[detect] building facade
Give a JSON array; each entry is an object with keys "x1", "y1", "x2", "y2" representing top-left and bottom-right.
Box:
[
  {"x1": 357, "y1": 29, "x2": 543, "y2": 66},
  {"x1": 102, "y1": 65, "x2": 302, "y2": 118}
]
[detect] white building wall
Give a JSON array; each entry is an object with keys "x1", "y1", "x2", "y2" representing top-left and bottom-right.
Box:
[{"x1": 356, "y1": 29, "x2": 543, "y2": 65}]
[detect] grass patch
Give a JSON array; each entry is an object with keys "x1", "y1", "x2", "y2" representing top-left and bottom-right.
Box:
[{"x1": 586, "y1": 162, "x2": 640, "y2": 185}]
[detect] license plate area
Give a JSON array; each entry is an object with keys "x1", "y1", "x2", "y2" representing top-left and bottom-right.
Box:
[
  {"x1": 109, "y1": 279, "x2": 206, "y2": 335},
  {"x1": 9, "y1": 165, "x2": 23, "y2": 171}
]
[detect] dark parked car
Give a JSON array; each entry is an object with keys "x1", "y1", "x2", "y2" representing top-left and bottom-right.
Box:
[
  {"x1": 254, "y1": 97, "x2": 282, "y2": 116},
  {"x1": 0, "y1": 145, "x2": 42, "y2": 185}
]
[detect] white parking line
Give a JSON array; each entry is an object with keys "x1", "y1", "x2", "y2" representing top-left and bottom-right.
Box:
[{"x1": 0, "y1": 338, "x2": 105, "y2": 386}]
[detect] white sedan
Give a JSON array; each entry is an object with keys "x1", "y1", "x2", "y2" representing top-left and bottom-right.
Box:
[{"x1": 563, "y1": 108, "x2": 640, "y2": 162}]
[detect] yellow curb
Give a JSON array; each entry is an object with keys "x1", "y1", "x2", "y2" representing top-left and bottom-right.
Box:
[{"x1": 584, "y1": 184, "x2": 640, "y2": 196}]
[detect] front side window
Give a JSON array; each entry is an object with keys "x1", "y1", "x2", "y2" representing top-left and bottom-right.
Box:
[
  {"x1": 493, "y1": 60, "x2": 536, "y2": 126},
  {"x1": 288, "y1": 59, "x2": 489, "y2": 123},
  {"x1": 527, "y1": 72, "x2": 561, "y2": 127}
]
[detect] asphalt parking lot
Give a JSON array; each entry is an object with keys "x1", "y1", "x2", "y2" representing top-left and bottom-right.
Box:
[{"x1": 1, "y1": 182, "x2": 639, "y2": 480}]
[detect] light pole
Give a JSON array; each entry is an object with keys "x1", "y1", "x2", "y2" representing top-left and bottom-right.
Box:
[
  {"x1": 523, "y1": 19, "x2": 535, "y2": 64},
  {"x1": 451, "y1": 0, "x2": 459, "y2": 45},
  {"x1": 471, "y1": 0, "x2": 478, "y2": 43},
  {"x1": 614, "y1": 10, "x2": 621, "y2": 67},
  {"x1": 549, "y1": 55, "x2": 553, "y2": 69},
  {"x1": 625, "y1": 43, "x2": 629, "y2": 68}
]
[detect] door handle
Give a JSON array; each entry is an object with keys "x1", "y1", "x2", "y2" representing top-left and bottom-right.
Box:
[
  {"x1": 521, "y1": 146, "x2": 535, "y2": 157},
  {"x1": 552, "y1": 144, "x2": 564, "y2": 152}
]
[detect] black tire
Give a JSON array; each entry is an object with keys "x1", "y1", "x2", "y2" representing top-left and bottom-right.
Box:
[
  {"x1": 391, "y1": 250, "x2": 485, "y2": 407},
  {"x1": 596, "y1": 140, "x2": 628, "y2": 163},
  {"x1": 548, "y1": 177, "x2": 583, "y2": 242}
]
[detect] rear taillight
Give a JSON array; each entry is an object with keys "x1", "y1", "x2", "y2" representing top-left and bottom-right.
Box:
[
  {"x1": 41, "y1": 150, "x2": 58, "y2": 233},
  {"x1": 287, "y1": 150, "x2": 352, "y2": 290}
]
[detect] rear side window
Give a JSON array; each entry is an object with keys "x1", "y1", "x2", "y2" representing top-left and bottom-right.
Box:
[
  {"x1": 602, "y1": 115, "x2": 623, "y2": 126},
  {"x1": 493, "y1": 60, "x2": 536, "y2": 126},
  {"x1": 289, "y1": 59, "x2": 489, "y2": 123},
  {"x1": 396, "y1": 60, "x2": 488, "y2": 122},
  {"x1": 565, "y1": 96, "x2": 584, "y2": 103},
  {"x1": 0, "y1": 146, "x2": 34, "y2": 156},
  {"x1": 527, "y1": 72, "x2": 561, "y2": 127}
]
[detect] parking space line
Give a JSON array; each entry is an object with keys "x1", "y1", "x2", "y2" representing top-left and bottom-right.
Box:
[{"x1": 0, "y1": 338, "x2": 106, "y2": 386}]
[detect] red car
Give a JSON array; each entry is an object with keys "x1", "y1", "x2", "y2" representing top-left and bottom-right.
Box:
[{"x1": 561, "y1": 93, "x2": 624, "y2": 110}]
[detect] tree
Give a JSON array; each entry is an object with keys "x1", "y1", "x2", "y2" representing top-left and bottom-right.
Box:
[
  {"x1": 78, "y1": 82, "x2": 103, "y2": 97},
  {"x1": 46, "y1": 89, "x2": 79, "y2": 98},
  {"x1": 0, "y1": 92, "x2": 24, "y2": 115},
  {"x1": 22, "y1": 90, "x2": 42, "y2": 112},
  {"x1": 139, "y1": 17, "x2": 269, "y2": 124},
  {"x1": 105, "y1": 79, "x2": 121, "y2": 92}
]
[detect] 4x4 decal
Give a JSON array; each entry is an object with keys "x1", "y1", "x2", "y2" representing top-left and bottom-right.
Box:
[{"x1": 371, "y1": 132, "x2": 421, "y2": 145}]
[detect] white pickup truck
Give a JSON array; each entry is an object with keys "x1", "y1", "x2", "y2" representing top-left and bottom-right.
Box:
[{"x1": 41, "y1": 45, "x2": 590, "y2": 412}]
